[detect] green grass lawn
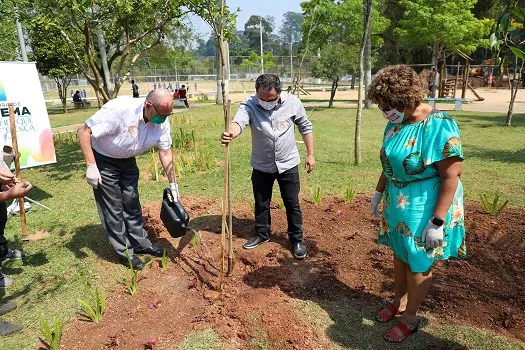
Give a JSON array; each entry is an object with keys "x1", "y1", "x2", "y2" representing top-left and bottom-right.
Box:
[{"x1": 1, "y1": 104, "x2": 524, "y2": 349}]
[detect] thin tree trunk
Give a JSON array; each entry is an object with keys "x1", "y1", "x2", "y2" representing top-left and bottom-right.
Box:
[
  {"x1": 98, "y1": 32, "x2": 113, "y2": 97},
  {"x1": 328, "y1": 77, "x2": 338, "y2": 108},
  {"x1": 505, "y1": 61, "x2": 524, "y2": 126},
  {"x1": 355, "y1": 0, "x2": 372, "y2": 165},
  {"x1": 506, "y1": 79, "x2": 518, "y2": 126},
  {"x1": 364, "y1": 5, "x2": 372, "y2": 109}
]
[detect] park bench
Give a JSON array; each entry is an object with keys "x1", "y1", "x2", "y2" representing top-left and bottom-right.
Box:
[
  {"x1": 73, "y1": 100, "x2": 92, "y2": 109},
  {"x1": 424, "y1": 97, "x2": 468, "y2": 111}
]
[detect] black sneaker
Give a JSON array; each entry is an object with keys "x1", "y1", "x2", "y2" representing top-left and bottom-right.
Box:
[
  {"x1": 293, "y1": 242, "x2": 307, "y2": 259},
  {"x1": 243, "y1": 236, "x2": 269, "y2": 250}
]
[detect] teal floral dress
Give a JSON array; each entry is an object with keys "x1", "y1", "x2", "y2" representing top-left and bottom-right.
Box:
[{"x1": 378, "y1": 111, "x2": 466, "y2": 273}]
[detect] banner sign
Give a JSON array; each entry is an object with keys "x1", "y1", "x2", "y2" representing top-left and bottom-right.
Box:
[{"x1": 0, "y1": 62, "x2": 56, "y2": 169}]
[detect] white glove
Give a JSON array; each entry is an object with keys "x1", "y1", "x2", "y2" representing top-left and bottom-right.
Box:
[
  {"x1": 370, "y1": 191, "x2": 382, "y2": 218},
  {"x1": 422, "y1": 220, "x2": 444, "y2": 249},
  {"x1": 86, "y1": 164, "x2": 102, "y2": 189},
  {"x1": 170, "y1": 182, "x2": 179, "y2": 202}
]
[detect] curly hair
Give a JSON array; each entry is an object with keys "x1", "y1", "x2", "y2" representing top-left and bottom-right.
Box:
[{"x1": 367, "y1": 65, "x2": 428, "y2": 110}]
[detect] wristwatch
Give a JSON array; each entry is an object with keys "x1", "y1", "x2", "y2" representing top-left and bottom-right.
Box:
[{"x1": 431, "y1": 217, "x2": 444, "y2": 226}]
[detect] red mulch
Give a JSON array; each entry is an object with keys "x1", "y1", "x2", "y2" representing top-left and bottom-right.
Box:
[{"x1": 59, "y1": 195, "x2": 525, "y2": 349}]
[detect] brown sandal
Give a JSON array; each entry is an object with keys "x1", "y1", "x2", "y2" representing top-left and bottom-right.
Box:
[
  {"x1": 384, "y1": 319, "x2": 419, "y2": 343},
  {"x1": 375, "y1": 303, "x2": 401, "y2": 322}
]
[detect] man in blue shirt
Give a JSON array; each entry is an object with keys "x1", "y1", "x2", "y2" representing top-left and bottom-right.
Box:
[{"x1": 221, "y1": 74, "x2": 315, "y2": 259}]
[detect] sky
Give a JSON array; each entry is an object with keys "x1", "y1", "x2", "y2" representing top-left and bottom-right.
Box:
[{"x1": 190, "y1": 0, "x2": 304, "y2": 39}]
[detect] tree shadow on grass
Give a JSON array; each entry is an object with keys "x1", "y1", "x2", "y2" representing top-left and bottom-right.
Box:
[
  {"x1": 455, "y1": 113, "x2": 525, "y2": 127},
  {"x1": 243, "y1": 254, "x2": 467, "y2": 349},
  {"x1": 462, "y1": 145, "x2": 525, "y2": 163},
  {"x1": 65, "y1": 224, "x2": 119, "y2": 264},
  {"x1": 38, "y1": 139, "x2": 84, "y2": 182}
]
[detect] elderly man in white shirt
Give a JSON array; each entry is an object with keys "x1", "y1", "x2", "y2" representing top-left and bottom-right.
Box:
[{"x1": 78, "y1": 89, "x2": 179, "y2": 270}]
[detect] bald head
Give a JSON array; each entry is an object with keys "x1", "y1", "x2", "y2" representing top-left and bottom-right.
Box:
[{"x1": 146, "y1": 88, "x2": 173, "y2": 115}]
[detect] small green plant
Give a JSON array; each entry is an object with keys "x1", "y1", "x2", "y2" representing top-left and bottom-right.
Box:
[
  {"x1": 77, "y1": 280, "x2": 106, "y2": 323},
  {"x1": 480, "y1": 192, "x2": 509, "y2": 216},
  {"x1": 191, "y1": 231, "x2": 202, "y2": 248},
  {"x1": 198, "y1": 93, "x2": 209, "y2": 101},
  {"x1": 194, "y1": 147, "x2": 214, "y2": 171},
  {"x1": 38, "y1": 314, "x2": 63, "y2": 350},
  {"x1": 124, "y1": 249, "x2": 138, "y2": 296},
  {"x1": 161, "y1": 248, "x2": 168, "y2": 271},
  {"x1": 344, "y1": 183, "x2": 356, "y2": 203},
  {"x1": 312, "y1": 187, "x2": 322, "y2": 206},
  {"x1": 173, "y1": 128, "x2": 196, "y2": 150}
]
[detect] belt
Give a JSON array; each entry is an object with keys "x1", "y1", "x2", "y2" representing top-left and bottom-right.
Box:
[{"x1": 388, "y1": 175, "x2": 439, "y2": 188}]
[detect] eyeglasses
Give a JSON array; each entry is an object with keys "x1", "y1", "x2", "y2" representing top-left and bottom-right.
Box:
[{"x1": 150, "y1": 102, "x2": 173, "y2": 118}]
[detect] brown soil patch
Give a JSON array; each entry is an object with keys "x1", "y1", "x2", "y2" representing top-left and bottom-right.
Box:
[{"x1": 60, "y1": 195, "x2": 525, "y2": 349}]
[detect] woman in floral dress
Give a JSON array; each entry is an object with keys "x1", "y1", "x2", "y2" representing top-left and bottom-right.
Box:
[{"x1": 367, "y1": 65, "x2": 466, "y2": 343}]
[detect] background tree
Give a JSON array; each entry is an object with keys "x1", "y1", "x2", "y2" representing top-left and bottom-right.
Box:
[
  {"x1": 312, "y1": 43, "x2": 357, "y2": 107},
  {"x1": 395, "y1": 0, "x2": 491, "y2": 66},
  {"x1": 240, "y1": 51, "x2": 276, "y2": 72},
  {"x1": 243, "y1": 15, "x2": 274, "y2": 53},
  {"x1": 301, "y1": 0, "x2": 387, "y2": 100},
  {"x1": 0, "y1": 11, "x2": 19, "y2": 61},
  {"x1": 491, "y1": 6, "x2": 525, "y2": 126},
  {"x1": 22, "y1": 0, "x2": 191, "y2": 104},
  {"x1": 27, "y1": 25, "x2": 80, "y2": 113}
]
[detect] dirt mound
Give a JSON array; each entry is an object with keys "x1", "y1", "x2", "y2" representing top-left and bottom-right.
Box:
[{"x1": 60, "y1": 195, "x2": 525, "y2": 349}]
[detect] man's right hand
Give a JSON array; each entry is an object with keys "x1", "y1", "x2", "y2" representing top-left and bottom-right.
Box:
[
  {"x1": 86, "y1": 164, "x2": 102, "y2": 189},
  {"x1": 7, "y1": 182, "x2": 32, "y2": 198},
  {"x1": 221, "y1": 131, "x2": 233, "y2": 145}
]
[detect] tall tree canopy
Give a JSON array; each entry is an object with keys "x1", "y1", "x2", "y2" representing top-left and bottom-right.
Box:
[{"x1": 20, "y1": 0, "x2": 194, "y2": 104}]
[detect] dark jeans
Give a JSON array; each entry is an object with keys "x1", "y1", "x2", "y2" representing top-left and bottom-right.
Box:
[{"x1": 251, "y1": 166, "x2": 303, "y2": 243}]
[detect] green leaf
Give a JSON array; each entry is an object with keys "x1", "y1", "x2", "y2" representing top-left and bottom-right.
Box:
[
  {"x1": 501, "y1": 13, "x2": 511, "y2": 31},
  {"x1": 510, "y1": 47, "x2": 525, "y2": 61},
  {"x1": 512, "y1": 7, "x2": 525, "y2": 21},
  {"x1": 489, "y1": 33, "x2": 498, "y2": 48}
]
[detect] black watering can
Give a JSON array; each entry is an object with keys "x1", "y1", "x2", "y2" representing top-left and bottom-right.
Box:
[{"x1": 160, "y1": 188, "x2": 190, "y2": 238}]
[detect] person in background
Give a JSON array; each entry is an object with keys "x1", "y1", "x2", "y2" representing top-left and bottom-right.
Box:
[
  {"x1": 173, "y1": 89, "x2": 180, "y2": 100},
  {"x1": 368, "y1": 65, "x2": 466, "y2": 343},
  {"x1": 220, "y1": 74, "x2": 315, "y2": 260},
  {"x1": 178, "y1": 85, "x2": 189, "y2": 108},
  {"x1": 131, "y1": 79, "x2": 140, "y2": 98},
  {"x1": 78, "y1": 89, "x2": 181, "y2": 270},
  {"x1": 73, "y1": 90, "x2": 82, "y2": 103}
]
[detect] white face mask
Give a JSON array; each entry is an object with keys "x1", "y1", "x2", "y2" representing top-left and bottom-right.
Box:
[
  {"x1": 258, "y1": 98, "x2": 278, "y2": 110},
  {"x1": 381, "y1": 108, "x2": 405, "y2": 124}
]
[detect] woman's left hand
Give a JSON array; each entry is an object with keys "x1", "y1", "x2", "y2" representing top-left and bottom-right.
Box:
[{"x1": 422, "y1": 221, "x2": 444, "y2": 249}]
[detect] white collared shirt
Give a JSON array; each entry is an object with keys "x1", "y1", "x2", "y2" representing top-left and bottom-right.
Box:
[{"x1": 85, "y1": 96, "x2": 172, "y2": 159}]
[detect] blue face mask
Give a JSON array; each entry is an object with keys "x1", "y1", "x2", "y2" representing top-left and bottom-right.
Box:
[{"x1": 150, "y1": 115, "x2": 167, "y2": 124}]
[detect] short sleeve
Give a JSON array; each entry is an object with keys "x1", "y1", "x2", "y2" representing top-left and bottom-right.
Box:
[
  {"x1": 232, "y1": 97, "x2": 252, "y2": 132},
  {"x1": 292, "y1": 97, "x2": 313, "y2": 134},
  {"x1": 85, "y1": 100, "x2": 120, "y2": 137},
  {"x1": 157, "y1": 118, "x2": 172, "y2": 150},
  {"x1": 422, "y1": 113, "x2": 464, "y2": 165}
]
